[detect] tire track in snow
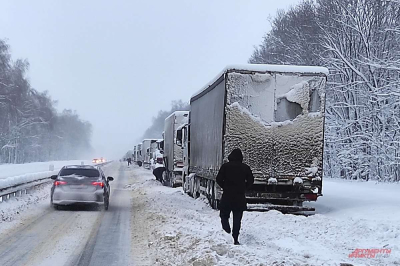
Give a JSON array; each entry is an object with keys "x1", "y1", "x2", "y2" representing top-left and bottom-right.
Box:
[
  {"x1": 73, "y1": 163, "x2": 134, "y2": 266},
  {"x1": 0, "y1": 206, "x2": 100, "y2": 266}
]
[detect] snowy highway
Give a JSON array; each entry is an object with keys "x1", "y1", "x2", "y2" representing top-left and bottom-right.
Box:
[
  {"x1": 0, "y1": 162, "x2": 134, "y2": 266},
  {"x1": 0, "y1": 162, "x2": 399, "y2": 266}
]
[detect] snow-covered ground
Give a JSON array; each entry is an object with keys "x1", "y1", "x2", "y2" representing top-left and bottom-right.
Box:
[
  {"x1": 0, "y1": 160, "x2": 92, "y2": 189},
  {"x1": 127, "y1": 167, "x2": 400, "y2": 266},
  {"x1": 0, "y1": 182, "x2": 51, "y2": 230},
  {"x1": 1, "y1": 163, "x2": 399, "y2": 265}
]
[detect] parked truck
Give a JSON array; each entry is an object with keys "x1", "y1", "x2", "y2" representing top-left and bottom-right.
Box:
[
  {"x1": 162, "y1": 111, "x2": 189, "y2": 187},
  {"x1": 151, "y1": 139, "x2": 164, "y2": 170},
  {"x1": 141, "y1": 139, "x2": 158, "y2": 169},
  {"x1": 136, "y1": 143, "x2": 143, "y2": 166},
  {"x1": 177, "y1": 64, "x2": 328, "y2": 212},
  {"x1": 133, "y1": 145, "x2": 137, "y2": 162}
]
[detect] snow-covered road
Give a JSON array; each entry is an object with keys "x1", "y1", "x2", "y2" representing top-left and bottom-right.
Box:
[
  {"x1": 0, "y1": 162, "x2": 134, "y2": 266},
  {"x1": 0, "y1": 162, "x2": 399, "y2": 266}
]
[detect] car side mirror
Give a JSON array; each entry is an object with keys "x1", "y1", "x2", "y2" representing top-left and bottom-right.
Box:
[
  {"x1": 50, "y1": 175, "x2": 58, "y2": 180},
  {"x1": 107, "y1": 176, "x2": 114, "y2": 182}
]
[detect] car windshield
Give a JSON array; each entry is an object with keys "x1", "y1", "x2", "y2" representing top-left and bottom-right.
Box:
[{"x1": 59, "y1": 169, "x2": 100, "y2": 178}]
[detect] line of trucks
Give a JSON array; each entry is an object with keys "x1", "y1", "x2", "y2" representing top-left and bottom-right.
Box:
[{"x1": 132, "y1": 64, "x2": 328, "y2": 212}]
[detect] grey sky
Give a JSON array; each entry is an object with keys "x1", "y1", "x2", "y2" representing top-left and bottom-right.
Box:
[{"x1": 0, "y1": 0, "x2": 299, "y2": 159}]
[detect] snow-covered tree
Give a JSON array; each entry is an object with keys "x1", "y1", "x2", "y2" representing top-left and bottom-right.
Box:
[
  {"x1": 0, "y1": 39, "x2": 93, "y2": 164},
  {"x1": 249, "y1": 0, "x2": 400, "y2": 181},
  {"x1": 140, "y1": 100, "x2": 189, "y2": 140}
]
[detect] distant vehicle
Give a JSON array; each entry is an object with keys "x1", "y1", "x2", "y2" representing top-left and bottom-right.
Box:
[
  {"x1": 141, "y1": 139, "x2": 158, "y2": 169},
  {"x1": 162, "y1": 111, "x2": 189, "y2": 187},
  {"x1": 133, "y1": 145, "x2": 137, "y2": 162},
  {"x1": 177, "y1": 64, "x2": 328, "y2": 212},
  {"x1": 92, "y1": 158, "x2": 106, "y2": 164},
  {"x1": 150, "y1": 139, "x2": 164, "y2": 170},
  {"x1": 135, "y1": 143, "x2": 143, "y2": 166},
  {"x1": 50, "y1": 165, "x2": 114, "y2": 210}
]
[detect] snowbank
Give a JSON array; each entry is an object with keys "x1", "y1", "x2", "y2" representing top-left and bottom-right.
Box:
[
  {"x1": 0, "y1": 183, "x2": 51, "y2": 224},
  {"x1": 0, "y1": 160, "x2": 92, "y2": 189},
  {"x1": 127, "y1": 168, "x2": 399, "y2": 266}
]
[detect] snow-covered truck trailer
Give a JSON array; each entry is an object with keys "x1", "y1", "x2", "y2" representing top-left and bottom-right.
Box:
[
  {"x1": 151, "y1": 139, "x2": 164, "y2": 170},
  {"x1": 141, "y1": 139, "x2": 157, "y2": 169},
  {"x1": 133, "y1": 145, "x2": 137, "y2": 162},
  {"x1": 136, "y1": 143, "x2": 143, "y2": 166},
  {"x1": 162, "y1": 111, "x2": 189, "y2": 187},
  {"x1": 178, "y1": 64, "x2": 328, "y2": 211}
]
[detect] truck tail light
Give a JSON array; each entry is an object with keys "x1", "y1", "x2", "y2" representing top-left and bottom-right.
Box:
[{"x1": 304, "y1": 194, "x2": 318, "y2": 201}]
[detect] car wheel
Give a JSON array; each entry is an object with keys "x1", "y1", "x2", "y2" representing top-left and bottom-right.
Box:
[{"x1": 104, "y1": 197, "x2": 109, "y2": 211}]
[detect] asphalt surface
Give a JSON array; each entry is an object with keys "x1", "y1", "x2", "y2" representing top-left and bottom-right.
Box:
[{"x1": 0, "y1": 164, "x2": 134, "y2": 266}]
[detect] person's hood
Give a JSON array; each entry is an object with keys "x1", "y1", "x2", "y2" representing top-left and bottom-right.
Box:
[{"x1": 228, "y1": 148, "x2": 243, "y2": 162}]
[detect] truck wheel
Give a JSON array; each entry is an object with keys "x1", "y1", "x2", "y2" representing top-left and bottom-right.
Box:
[
  {"x1": 170, "y1": 172, "x2": 175, "y2": 187},
  {"x1": 206, "y1": 180, "x2": 212, "y2": 203},
  {"x1": 189, "y1": 175, "x2": 195, "y2": 197},
  {"x1": 104, "y1": 197, "x2": 109, "y2": 211},
  {"x1": 182, "y1": 173, "x2": 188, "y2": 193},
  {"x1": 193, "y1": 176, "x2": 200, "y2": 199},
  {"x1": 162, "y1": 171, "x2": 168, "y2": 186},
  {"x1": 211, "y1": 181, "x2": 220, "y2": 210}
]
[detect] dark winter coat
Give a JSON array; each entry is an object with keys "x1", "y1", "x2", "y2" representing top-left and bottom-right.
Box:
[{"x1": 216, "y1": 149, "x2": 254, "y2": 211}]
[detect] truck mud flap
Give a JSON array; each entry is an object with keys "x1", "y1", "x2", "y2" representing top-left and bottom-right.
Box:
[{"x1": 247, "y1": 204, "x2": 315, "y2": 213}]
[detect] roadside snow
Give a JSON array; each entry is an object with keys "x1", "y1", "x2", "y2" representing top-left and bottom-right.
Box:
[
  {"x1": 0, "y1": 160, "x2": 92, "y2": 189},
  {"x1": 0, "y1": 183, "x2": 52, "y2": 233},
  {"x1": 127, "y1": 167, "x2": 400, "y2": 266}
]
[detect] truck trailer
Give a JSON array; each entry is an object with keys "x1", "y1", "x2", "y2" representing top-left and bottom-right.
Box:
[
  {"x1": 133, "y1": 145, "x2": 137, "y2": 162},
  {"x1": 141, "y1": 139, "x2": 157, "y2": 169},
  {"x1": 151, "y1": 139, "x2": 164, "y2": 170},
  {"x1": 136, "y1": 143, "x2": 143, "y2": 166},
  {"x1": 177, "y1": 64, "x2": 328, "y2": 212},
  {"x1": 162, "y1": 111, "x2": 189, "y2": 187}
]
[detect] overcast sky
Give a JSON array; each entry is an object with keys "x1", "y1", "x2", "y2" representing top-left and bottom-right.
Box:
[{"x1": 0, "y1": 0, "x2": 300, "y2": 159}]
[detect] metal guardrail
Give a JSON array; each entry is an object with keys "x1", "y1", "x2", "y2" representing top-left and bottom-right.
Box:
[{"x1": 0, "y1": 161, "x2": 112, "y2": 203}]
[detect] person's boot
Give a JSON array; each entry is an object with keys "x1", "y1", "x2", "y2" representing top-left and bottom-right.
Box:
[
  {"x1": 221, "y1": 219, "x2": 231, "y2": 234},
  {"x1": 233, "y1": 235, "x2": 240, "y2": 245}
]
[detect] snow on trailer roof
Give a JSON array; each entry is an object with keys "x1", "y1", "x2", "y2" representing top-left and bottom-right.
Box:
[
  {"x1": 165, "y1": 111, "x2": 189, "y2": 120},
  {"x1": 191, "y1": 64, "x2": 329, "y2": 100}
]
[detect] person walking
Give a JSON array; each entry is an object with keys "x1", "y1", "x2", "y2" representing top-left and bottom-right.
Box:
[
  {"x1": 216, "y1": 148, "x2": 254, "y2": 245},
  {"x1": 127, "y1": 157, "x2": 132, "y2": 166}
]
